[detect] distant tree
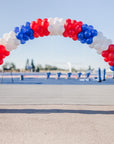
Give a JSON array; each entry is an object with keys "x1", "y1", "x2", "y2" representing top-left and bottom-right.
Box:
[
  {"x1": 44, "y1": 64, "x2": 51, "y2": 71},
  {"x1": 10, "y1": 63, "x2": 16, "y2": 70},
  {"x1": 38, "y1": 64, "x2": 44, "y2": 70},
  {"x1": 36, "y1": 67, "x2": 40, "y2": 72},
  {"x1": 36, "y1": 64, "x2": 44, "y2": 72},
  {"x1": 51, "y1": 66, "x2": 58, "y2": 70},
  {"x1": 71, "y1": 67, "x2": 77, "y2": 72},
  {"x1": 2, "y1": 62, "x2": 16, "y2": 71},
  {"x1": 88, "y1": 65, "x2": 91, "y2": 70},
  {"x1": 31, "y1": 59, "x2": 35, "y2": 72},
  {"x1": 44, "y1": 64, "x2": 58, "y2": 71},
  {"x1": 88, "y1": 65, "x2": 94, "y2": 71}
]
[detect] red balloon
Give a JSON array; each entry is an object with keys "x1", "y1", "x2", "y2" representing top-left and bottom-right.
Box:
[
  {"x1": 4, "y1": 50, "x2": 10, "y2": 56},
  {"x1": 37, "y1": 26, "x2": 43, "y2": 34},
  {"x1": 44, "y1": 29, "x2": 50, "y2": 36},
  {"x1": 66, "y1": 19, "x2": 71, "y2": 24},
  {"x1": 64, "y1": 23, "x2": 68, "y2": 30},
  {"x1": 68, "y1": 29, "x2": 75, "y2": 37},
  {"x1": 64, "y1": 23, "x2": 72, "y2": 31},
  {"x1": 108, "y1": 52, "x2": 114, "y2": 60},
  {"x1": 43, "y1": 18, "x2": 48, "y2": 22},
  {"x1": 63, "y1": 31, "x2": 68, "y2": 37},
  {"x1": 42, "y1": 21, "x2": 49, "y2": 29},
  {"x1": 101, "y1": 50, "x2": 109, "y2": 57},
  {"x1": 38, "y1": 29, "x2": 44, "y2": 37},
  {"x1": 108, "y1": 61, "x2": 114, "y2": 66},
  {"x1": 0, "y1": 59, "x2": 3, "y2": 65},
  {"x1": 71, "y1": 20, "x2": 77, "y2": 28},
  {"x1": 77, "y1": 21, "x2": 83, "y2": 26},
  {"x1": 71, "y1": 20, "x2": 77, "y2": 24},
  {"x1": 33, "y1": 32, "x2": 39, "y2": 38},
  {"x1": 0, "y1": 45, "x2": 5, "y2": 53},
  {"x1": 36, "y1": 18, "x2": 42, "y2": 25},
  {"x1": 39, "y1": 33, "x2": 44, "y2": 37},
  {"x1": 30, "y1": 21, "x2": 37, "y2": 31},
  {"x1": 0, "y1": 54, "x2": 5, "y2": 59},
  {"x1": 108, "y1": 44, "x2": 114, "y2": 52},
  {"x1": 75, "y1": 25, "x2": 82, "y2": 34},
  {"x1": 72, "y1": 35, "x2": 78, "y2": 41},
  {"x1": 104, "y1": 57, "x2": 109, "y2": 62}
]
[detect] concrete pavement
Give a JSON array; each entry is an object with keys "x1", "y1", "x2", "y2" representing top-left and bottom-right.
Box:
[
  {"x1": 0, "y1": 85, "x2": 114, "y2": 105},
  {"x1": 0, "y1": 105, "x2": 114, "y2": 144}
]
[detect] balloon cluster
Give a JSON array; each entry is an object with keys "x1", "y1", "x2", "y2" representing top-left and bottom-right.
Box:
[
  {"x1": 89, "y1": 32, "x2": 112, "y2": 54},
  {"x1": 0, "y1": 17, "x2": 114, "y2": 71},
  {"x1": 102, "y1": 44, "x2": 114, "y2": 71},
  {"x1": 48, "y1": 17, "x2": 65, "y2": 36},
  {"x1": 0, "y1": 45, "x2": 10, "y2": 65},
  {"x1": 0, "y1": 31, "x2": 20, "y2": 51},
  {"x1": 30, "y1": 18, "x2": 50, "y2": 38},
  {"x1": 14, "y1": 22, "x2": 34, "y2": 44},
  {"x1": 77, "y1": 24, "x2": 98, "y2": 44},
  {"x1": 63, "y1": 19, "x2": 83, "y2": 41}
]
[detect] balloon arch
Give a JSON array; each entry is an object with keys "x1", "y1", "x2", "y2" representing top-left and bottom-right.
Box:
[{"x1": 0, "y1": 17, "x2": 114, "y2": 71}]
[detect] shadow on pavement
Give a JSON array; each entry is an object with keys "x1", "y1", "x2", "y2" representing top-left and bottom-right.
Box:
[{"x1": 0, "y1": 109, "x2": 114, "y2": 114}]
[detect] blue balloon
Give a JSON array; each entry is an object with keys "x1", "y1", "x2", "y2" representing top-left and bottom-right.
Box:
[
  {"x1": 110, "y1": 66, "x2": 114, "y2": 71},
  {"x1": 91, "y1": 29, "x2": 98, "y2": 37},
  {"x1": 78, "y1": 32, "x2": 84, "y2": 39},
  {"x1": 21, "y1": 25, "x2": 26, "y2": 33},
  {"x1": 23, "y1": 34, "x2": 29, "y2": 41},
  {"x1": 21, "y1": 39, "x2": 26, "y2": 44},
  {"x1": 26, "y1": 22, "x2": 30, "y2": 28},
  {"x1": 88, "y1": 25, "x2": 94, "y2": 29},
  {"x1": 78, "y1": 23, "x2": 97, "y2": 45},
  {"x1": 30, "y1": 36, "x2": 34, "y2": 40},
  {"x1": 86, "y1": 38, "x2": 93, "y2": 44},
  {"x1": 16, "y1": 32, "x2": 23, "y2": 40},
  {"x1": 28, "y1": 29, "x2": 33, "y2": 36},
  {"x1": 84, "y1": 30, "x2": 91, "y2": 38},
  {"x1": 14, "y1": 27, "x2": 19, "y2": 33},
  {"x1": 25, "y1": 29, "x2": 33, "y2": 37},
  {"x1": 81, "y1": 24, "x2": 88, "y2": 31},
  {"x1": 81, "y1": 38, "x2": 86, "y2": 44},
  {"x1": 14, "y1": 21, "x2": 32, "y2": 44}
]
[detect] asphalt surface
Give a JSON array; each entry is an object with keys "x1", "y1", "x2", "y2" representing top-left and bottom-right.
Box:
[
  {"x1": 0, "y1": 105, "x2": 114, "y2": 144},
  {"x1": 0, "y1": 85, "x2": 114, "y2": 105}
]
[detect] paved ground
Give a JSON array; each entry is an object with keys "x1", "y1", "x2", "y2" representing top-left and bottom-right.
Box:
[
  {"x1": 0, "y1": 85, "x2": 114, "y2": 144},
  {"x1": 0, "y1": 85, "x2": 114, "y2": 105},
  {"x1": 0, "y1": 105, "x2": 114, "y2": 144}
]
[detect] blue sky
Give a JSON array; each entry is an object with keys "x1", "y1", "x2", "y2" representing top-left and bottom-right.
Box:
[{"x1": 0, "y1": 0, "x2": 114, "y2": 70}]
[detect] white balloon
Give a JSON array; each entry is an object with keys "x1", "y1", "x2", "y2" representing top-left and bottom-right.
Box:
[
  {"x1": 58, "y1": 26, "x2": 65, "y2": 35},
  {"x1": 54, "y1": 20, "x2": 60, "y2": 26},
  {"x1": 48, "y1": 18, "x2": 54, "y2": 25},
  {"x1": 14, "y1": 39, "x2": 20, "y2": 46},
  {"x1": 48, "y1": 25, "x2": 54, "y2": 35},
  {"x1": 3, "y1": 33, "x2": 9, "y2": 40},
  {"x1": 54, "y1": 17, "x2": 59, "y2": 22},
  {"x1": 89, "y1": 30, "x2": 112, "y2": 52},
  {"x1": 9, "y1": 31, "x2": 16, "y2": 39},
  {"x1": 48, "y1": 18, "x2": 65, "y2": 36},
  {"x1": 96, "y1": 48, "x2": 103, "y2": 54},
  {"x1": 0, "y1": 38, "x2": 6, "y2": 45},
  {"x1": 97, "y1": 31, "x2": 103, "y2": 37},
  {"x1": 96, "y1": 51, "x2": 102, "y2": 55},
  {"x1": 5, "y1": 43, "x2": 15, "y2": 51},
  {"x1": 59, "y1": 18, "x2": 65, "y2": 24}
]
